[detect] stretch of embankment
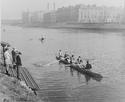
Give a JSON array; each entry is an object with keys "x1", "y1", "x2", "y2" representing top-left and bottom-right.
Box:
[
  {"x1": 2, "y1": 20, "x2": 125, "y2": 31},
  {"x1": 7, "y1": 22, "x2": 125, "y2": 31},
  {"x1": 0, "y1": 64, "x2": 42, "y2": 102},
  {"x1": 42, "y1": 23, "x2": 125, "y2": 30}
]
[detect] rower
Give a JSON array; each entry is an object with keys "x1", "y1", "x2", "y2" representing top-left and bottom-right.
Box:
[
  {"x1": 85, "y1": 60, "x2": 92, "y2": 70},
  {"x1": 76, "y1": 56, "x2": 85, "y2": 68},
  {"x1": 64, "y1": 51, "x2": 69, "y2": 58},
  {"x1": 63, "y1": 51, "x2": 70, "y2": 63},
  {"x1": 70, "y1": 55, "x2": 75, "y2": 64},
  {"x1": 66, "y1": 57, "x2": 70, "y2": 63},
  {"x1": 77, "y1": 56, "x2": 83, "y2": 64},
  {"x1": 41, "y1": 37, "x2": 44, "y2": 40},
  {"x1": 58, "y1": 50, "x2": 63, "y2": 58},
  {"x1": 40, "y1": 35, "x2": 45, "y2": 41}
]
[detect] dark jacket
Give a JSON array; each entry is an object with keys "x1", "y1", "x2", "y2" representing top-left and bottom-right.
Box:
[
  {"x1": 11, "y1": 50, "x2": 16, "y2": 63},
  {"x1": 16, "y1": 55, "x2": 22, "y2": 66},
  {"x1": 85, "y1": 63, "x2": 92, "y2": 69}
]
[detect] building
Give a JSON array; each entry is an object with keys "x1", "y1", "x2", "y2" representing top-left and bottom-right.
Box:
[
  {"x1": 54, "y1": 5, "x2": 123, "y2": 24},
  {"x1": 30, "y1": 11, "x2": 44, "y2": 23},
  {"x1": 22, "y1": 11, "x2": 30, "y2": 23},
  {"x1": 56, "y1": 6, "x2": 79, "y2": 23},
  {"x1": 104, "y1": 7, "x2": 123, "y2": 23},
  {"x1": 43, "y1": 11, "x2": 56, "y2": 23},
  {"x1": 78, "y1": 5, "x2": 106, "y2": 23},
  {"x1": 23, "y1": 4, "x2": 123, "y2": 24},
  {"x1": 22, "y1": 11, "x2": 44, "y2": 24}
]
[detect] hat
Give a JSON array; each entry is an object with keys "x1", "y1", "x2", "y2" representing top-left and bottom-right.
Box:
[{"x1": 15, "y1": 50, "x2": 21, "y2": 54}]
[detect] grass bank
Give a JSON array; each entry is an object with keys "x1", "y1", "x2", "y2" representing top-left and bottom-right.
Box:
[{"x1": 0, "y1": 64, "x2": 42, "y2": 102}]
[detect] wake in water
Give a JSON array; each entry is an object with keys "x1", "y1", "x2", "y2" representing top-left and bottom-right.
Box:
[{"x1": 33, "y1": 60, "x2": 58, "y2": 67}]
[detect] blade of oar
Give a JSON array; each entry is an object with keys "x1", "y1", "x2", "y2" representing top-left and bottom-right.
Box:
[{"x1": 33, "y1": 60, "x2": 58, "y2": 67}]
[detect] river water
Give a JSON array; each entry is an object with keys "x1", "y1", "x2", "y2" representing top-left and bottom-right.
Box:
[{"x1": 1, "y1": 25, "x2": 125, "y2": 102}]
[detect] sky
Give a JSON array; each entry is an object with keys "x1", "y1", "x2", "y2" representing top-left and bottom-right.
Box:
[{"x1": 1, "y1": 0, "x2": 125, "y2": 19}]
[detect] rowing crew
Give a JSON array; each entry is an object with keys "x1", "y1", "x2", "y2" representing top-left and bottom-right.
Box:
[{"x1": 58, "y1": 50, "x2": 92, "y2": 70}]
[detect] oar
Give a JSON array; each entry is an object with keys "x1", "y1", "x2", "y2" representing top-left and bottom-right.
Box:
[
  {"x1": 32, "y1": 63, "x2": 43, "y2": 67},
  {"x1": 33, "y1": 60, "x2": 59, "y2": 67}
]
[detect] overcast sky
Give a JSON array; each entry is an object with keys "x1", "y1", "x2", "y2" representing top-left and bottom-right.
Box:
[{"x1": 2, "y1": 0, "x2": 125, "y2": 19}]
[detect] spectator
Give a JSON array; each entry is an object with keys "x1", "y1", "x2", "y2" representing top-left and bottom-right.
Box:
[
  {"x1": 11, "y1": 48, "x2": 16, "y2": 68},
  {"x1": 15, "y1": 51, "x2": 22, "y2": 80},
  {"x1": 4, "y1": 47, "x2": 12, "y2": 75}
]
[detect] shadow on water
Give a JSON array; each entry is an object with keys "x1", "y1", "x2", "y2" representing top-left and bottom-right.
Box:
[
  {"x1": 69, "y1": 67, "x2": 103, "y2": 84},
  {"x1": 58, "y1": 60, "x2": 103, "y2": 83}
]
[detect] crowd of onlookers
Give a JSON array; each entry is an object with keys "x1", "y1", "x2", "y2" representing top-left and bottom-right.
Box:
[
  {"x1": 0, "y1": 43, "x2": 38, "y2": 97},
  {"x1": 1, "y1": 44, "x2": 22, "y2": 80}
]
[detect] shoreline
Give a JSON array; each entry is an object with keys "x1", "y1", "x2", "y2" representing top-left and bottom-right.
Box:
[
  {"x1": 2, "y1": 23, "x2": 125, "y2": 31},
  {"x1": 0, "y1": 63, "x2": 42, "y2": 102}
]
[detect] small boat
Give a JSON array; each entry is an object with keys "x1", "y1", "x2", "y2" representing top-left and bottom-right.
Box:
[{"x1": 56, "y1": 56, "x2": 103, "y2": 81}]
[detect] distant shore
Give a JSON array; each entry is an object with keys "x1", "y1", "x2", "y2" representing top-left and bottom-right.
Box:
[{"x1": 2, "y1": 21, "x2": 125, "y2": 31}]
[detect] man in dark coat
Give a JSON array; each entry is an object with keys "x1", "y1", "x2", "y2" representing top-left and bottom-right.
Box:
[
  {"x1": 15, "y1": 52, "x2": 22, "y2": 80},
  {"x1": 85, "y1": 60, "x2": 92, "y2": 70},
  {"x1": 11, "y1": 48, "x2": 16, "y2": 68}
]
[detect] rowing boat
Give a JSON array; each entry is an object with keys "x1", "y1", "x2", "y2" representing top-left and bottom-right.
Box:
[{"x1": 56, "y1": 56, "x2": 103, "y2": 81}]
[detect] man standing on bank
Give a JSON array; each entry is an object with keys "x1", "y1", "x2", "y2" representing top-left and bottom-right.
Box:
[
  {"x1": 11, "y1": 48, "x2": 16, "y2": 68},
  {"x1": 15, "y1": 51, "x2": 22, "y2": 80},
  {"x1": 4, "y1": 47, "x2": 12, "y2": 75}
]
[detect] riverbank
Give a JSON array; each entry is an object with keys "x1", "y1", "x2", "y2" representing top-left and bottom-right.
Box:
[
  {"x1": 3, "y1": 22, "x2": 125, "y2": 31},
  {"x1": 0, "y1": 64, "x2": 42, "y2": 102}
]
